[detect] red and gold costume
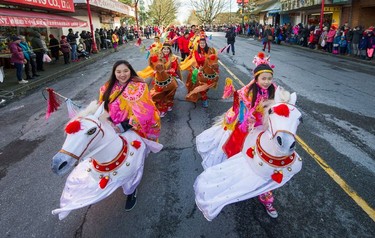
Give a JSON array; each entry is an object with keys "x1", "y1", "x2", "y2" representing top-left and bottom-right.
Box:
[
  {"x1": 184, "y1": 44, "x2": 218, "y2": 103},
  {"x1": 138, "y1": 43, "x2": 180, "y2": 115}
]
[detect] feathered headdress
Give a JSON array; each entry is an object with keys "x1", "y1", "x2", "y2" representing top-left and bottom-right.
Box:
[
  {"x1": 252, "y1": 52, "x2": 274, "y2": 68},
  {"x1": 252, "y1": 52, "x2": 275, "y2": 77}
]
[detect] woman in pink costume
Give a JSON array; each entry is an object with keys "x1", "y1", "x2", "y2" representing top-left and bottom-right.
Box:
[{"x1": 99, "y1": 60, "x2": 161, "y2": 142}]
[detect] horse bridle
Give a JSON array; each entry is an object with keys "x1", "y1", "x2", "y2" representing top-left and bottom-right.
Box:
[{"x1": 59, "y1": 117, "x2": 105, "y2": 160}]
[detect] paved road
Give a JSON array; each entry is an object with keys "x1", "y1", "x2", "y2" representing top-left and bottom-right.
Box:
[{"x1": 0, "y1": 32, "x2": 374, "y2": 238}]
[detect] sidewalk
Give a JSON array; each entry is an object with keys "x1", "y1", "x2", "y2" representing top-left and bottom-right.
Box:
[
  {"x1": 0, "y1": 46, "x2": 124, "y2": 106},
  {"x1": 239, "y1": 35, "x2": 375, "y2": 67}
]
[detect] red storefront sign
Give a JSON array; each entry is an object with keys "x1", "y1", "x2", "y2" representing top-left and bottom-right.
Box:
[
  {"x1": 0, "y1": 8, "x2": 87, "y2": 28},
  {"x1": 4, "y1": 0, "x2": 75, "y2": 12}
]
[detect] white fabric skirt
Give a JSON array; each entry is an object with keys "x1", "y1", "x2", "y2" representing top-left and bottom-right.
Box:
[
  {"x1": 52, "y1": 130, "x2": 162, "y2": 220},
  {"x1": 196, "y1": 124, "x2": 232, "y2": 169},
  {"x1": 194, "y1": 129, "x2": 302, "y2": 221}
]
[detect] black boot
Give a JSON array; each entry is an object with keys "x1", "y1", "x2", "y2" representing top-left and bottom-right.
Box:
[{"x1": 125, "y1": 189, "x2": 137, "y2": 211}]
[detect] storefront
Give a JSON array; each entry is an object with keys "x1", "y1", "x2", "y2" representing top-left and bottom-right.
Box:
[
  {"x1": 263, "y1": 1, "x2": 281, "y2": 26},
  {"x1": 306, "y1": 6, "x2": 342, "y2": 28},
  {"x1": 0, "y1": 0, "x2": 87, "y2": 68},
  {"x1": 66, "y1": 0, "x2": 135, "y2": 36}
]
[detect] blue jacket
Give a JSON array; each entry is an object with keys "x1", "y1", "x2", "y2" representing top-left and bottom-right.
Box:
[
  {"x1": 19, "y1": 42, "x2": 31, "y2": 60},
  {"x1": 339, "y1": 38, "x2": 347, "y2": 47},
  {"x1": 333, "y1": 36, "x2": 341, "y2": 45},
  {"x1": 359, "y1": 37, "x2": 367, "y2": 50}
]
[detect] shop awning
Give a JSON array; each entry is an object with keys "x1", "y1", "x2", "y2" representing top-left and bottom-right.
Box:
[
  {"x1": 250, "y1": 1, "x2": 278, "y2": 15},
  {"x1": 265, "y1": 2, "x2": 281, "y2": 14},
  {"x1": 0, "y1": 8, "x2": 88, "y2": 28}
]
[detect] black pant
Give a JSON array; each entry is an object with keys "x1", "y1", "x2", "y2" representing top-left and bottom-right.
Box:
[
  {"x1": 181, "y1": 52, "x2": 189, "y2": 61},
  {"x1": 227, "y1": 42, "x2": 235, "y2": 53},
  {"x1": 35, "y1": 52, "x2": 44, "y2": 70},
  {"x1": 25, "y1": 58, "x2": 37, "y2": 78},
  {"x1": 63, "y1": 52, "x2": 70, "y2": 64}
]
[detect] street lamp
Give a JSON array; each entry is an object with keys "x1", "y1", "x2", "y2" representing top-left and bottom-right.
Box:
[{"x1": 86, "y1": 0, "x2": 98, "y2": 53}]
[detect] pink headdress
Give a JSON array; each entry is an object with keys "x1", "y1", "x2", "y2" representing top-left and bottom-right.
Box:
[{"x1": 252, "y1": 52, "x2": 274, "y2": 69}]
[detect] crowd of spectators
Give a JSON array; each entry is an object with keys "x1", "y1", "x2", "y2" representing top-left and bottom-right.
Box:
[{"x1": 238, "y1": 22, "x2": 375, "y2": 61}]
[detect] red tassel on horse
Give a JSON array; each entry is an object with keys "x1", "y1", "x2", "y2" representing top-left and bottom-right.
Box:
[{"x1": 45, "y1": 88, "x2": 61, "y2": 119}]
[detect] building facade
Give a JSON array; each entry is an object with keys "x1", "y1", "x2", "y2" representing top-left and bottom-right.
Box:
[{"x1": 246, "y1": 0, "x2": 374, "y2": 28}]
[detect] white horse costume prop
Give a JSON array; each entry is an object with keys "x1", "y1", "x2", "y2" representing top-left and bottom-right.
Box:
[
  {"x1": 194, "y1": 88, "x2": 303, "y2": 221},
  {"x1": 51, "y1": 102, "x2": 162, "y2": 220}
]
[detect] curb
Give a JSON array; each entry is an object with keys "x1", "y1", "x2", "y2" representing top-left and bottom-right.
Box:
[{"x1": 1, "y1": 46, "x2": 122, "y2": 104}]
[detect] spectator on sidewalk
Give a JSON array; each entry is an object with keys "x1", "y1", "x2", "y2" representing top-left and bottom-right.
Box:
[
  {"x1": 359, "y1": 35, "x2": 368, "y2": 60},
  {"x1": 19, "y1": 35, "x2": 39, "y2": 80},
  {"x1": 77, "y1": 38, "x2": 90, "y2": 59},
  {"x1": 346, "y1": 27, "x2": 353, "y2": 55},
  {"x1": 339, "y1": 35, "x2": 347, "y2": 55},
  {"x1": 95, "y1": 28, "x2": 101, "y2": 51},
  {"x1": 31, "y1": 32, "x2": 46, "y2": 71},
  {"x1": 333, "y1": 33, "x2": 341, "y2": 54},
  {"x1": 40, "y1": 35, "x2": 49, "y2": 54},
  {"x1": 9, "y1": 36, "x2": 28, "y2": 84},
  {"x1": 67, "y1": 28, "x2": 79, "y2": 62},
  {"x1": 365, "y1": 30, "x2": 375, "y2": 60},
  {"x1": 326, "y1": 26, "x2": 337, "y2": 53},
  {"x1": 262, "y1": 25, "x2": 273, "y2": 53},
  {"x1": 319, "y1": 26, "x2": 328, "y2": 51},
  {"x1": 112, "y1": 30, "x2": 119, "y2": 52},
  {"x1": 225, "y1": 26, "x2": 236, "y2": 55},
  {"x1": 352, "y1": 26, "x2": 363, "y2": 57},
  {"x1": 60, "y1": 35, "x2": 71, "y2": 64},
  {"x1": 99, "y1": 28, "x2": 107, "y2": 49},
  {"x1": 49, "y1": 34, "x2": 60, "y2": 62}
]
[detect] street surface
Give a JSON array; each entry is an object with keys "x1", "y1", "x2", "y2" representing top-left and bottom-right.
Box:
[{"x1": 0, "y1": 32, "x2": 374, "y2": 237}]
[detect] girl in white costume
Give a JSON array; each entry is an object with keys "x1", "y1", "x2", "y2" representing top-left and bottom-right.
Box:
[{"x1": 195, "y1": 52, "x2": 299, "y2": 219}]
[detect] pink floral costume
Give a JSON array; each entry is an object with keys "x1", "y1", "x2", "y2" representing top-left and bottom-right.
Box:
[
  {"x1": 196, "y1": 81, "x2": 276, "y2": 169},
  {"x1": 99, "y1": 80, "x2": 161, "y2": 142}
]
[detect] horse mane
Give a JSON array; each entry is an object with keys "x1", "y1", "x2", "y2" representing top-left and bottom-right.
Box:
[
  {"x1": 75, "y1": 101, "x2": 99, "y2": 118},
  {"x1": 262, "y1": 87, "x2": 292, "y2": 129},
  {"x1": 261, "y1": 100, "x2": 275, "y2": 131},
  {"x1": 73, "y1": 101, "x2": 109, "y2": 122}
]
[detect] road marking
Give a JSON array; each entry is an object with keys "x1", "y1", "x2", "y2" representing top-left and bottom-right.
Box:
[
  {"x1": 296, "y1": 135, "x2": 375, "y2": 222},
  {"x1": 218, "y1": 60, "x2": 245, "y2": 87},
  {"x1": 220, "y1": 60, "x2": 375, "y2": 222}
]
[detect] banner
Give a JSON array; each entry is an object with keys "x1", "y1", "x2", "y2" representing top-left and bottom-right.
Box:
[
  {"x1": 4, "y1": 0, "x2": 75, "y2": 12},
  {"x1": 0, "y1": 9, "x2": 87, "y2": 28}
]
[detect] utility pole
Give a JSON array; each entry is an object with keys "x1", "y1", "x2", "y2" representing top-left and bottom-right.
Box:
[
  {"x1": 230, "y1": 0, "x2": 231, "y2": 23},
  {"x1": 242, "y1": 0, "x2": 245, "y2": 34},
  {"x1": 319, "y1": 0, "x2": 325, "y2": 30},
  {"x1": 86, "y1": 0, "x2": 98, "y2": 53}
]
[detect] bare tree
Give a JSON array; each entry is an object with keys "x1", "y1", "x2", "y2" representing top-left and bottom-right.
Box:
[
  {"x1": 119, "y1": 0, "x2": 140, "y2": 28},
  {"x1": 191, "y1": 0, "x2": 227, "y2": 25},
  {"x1": 148, "y1": 0, "x2": 179, "y2": 26}
]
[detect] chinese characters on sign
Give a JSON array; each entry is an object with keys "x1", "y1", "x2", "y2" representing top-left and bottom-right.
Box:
[{"x1": 4, "y1": 0, "x2": 75, "y2": 12}]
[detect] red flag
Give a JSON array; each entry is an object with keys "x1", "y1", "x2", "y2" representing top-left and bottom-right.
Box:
[
  {"x1": 45, "y1": 88, "x2": 61, "y2": 119},
  {"x1": 219, "y1": 44, "x2": 230, "y2": 53}
]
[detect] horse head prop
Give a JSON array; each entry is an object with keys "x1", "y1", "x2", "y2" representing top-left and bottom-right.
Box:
[
  {"x1": 149, "y1": 54, "x2": 169, "y2": 82},
  {"x1": 260, "y1": 87, "x2": 300, "y2": 157},
  {"x1": 242, "y1": 86, "x2": 303, "y2": 184},
  {"x1": 51, "y1": 101, "x2": 117, "y2": 176},
  {"x1": 51, "y1": 101, "x2": 161, "y2": 220},
  {"x1": 198, "y1": 53, "x2": 219, "y2": 86}
]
